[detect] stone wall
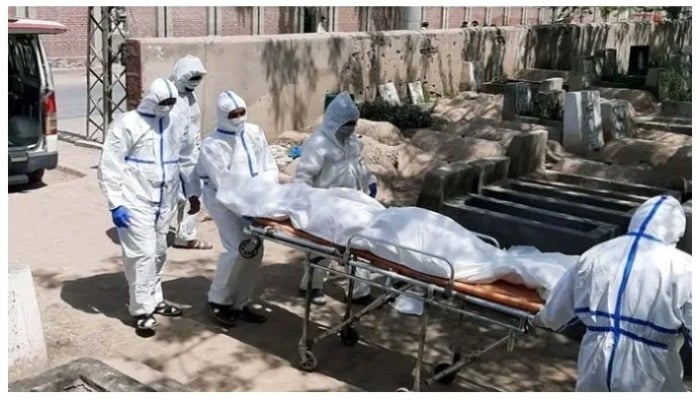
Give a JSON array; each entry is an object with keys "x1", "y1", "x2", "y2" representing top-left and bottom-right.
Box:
[{"x1": 126, "y1": 21, "x2": 691, "y2": 138}]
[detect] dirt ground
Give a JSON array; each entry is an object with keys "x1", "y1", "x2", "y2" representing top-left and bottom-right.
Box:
[{"x1": 8, "y1": 138, "x2": 587, "y2": 392}]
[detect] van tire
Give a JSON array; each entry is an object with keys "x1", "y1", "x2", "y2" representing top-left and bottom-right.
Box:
[{"x1": 28, "y1": 169, "x2": 45, "y2": 183}]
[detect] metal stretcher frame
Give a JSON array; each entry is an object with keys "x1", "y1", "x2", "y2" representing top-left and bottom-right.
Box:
[{"x1": 242, "y1": 218, "x2": 544, "y2": 391}]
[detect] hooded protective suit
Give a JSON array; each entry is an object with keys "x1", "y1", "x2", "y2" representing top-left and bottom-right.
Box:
[
  {"x1": 170, "y1": 55, "x2": 207, "y2": 243},
  {"x1": 196, "y1": 90, "x2": 279, "y2": 308},
  {"x1": 295, "y1": 91, "x2": 376, "y2": 299},
  {"x1": 98, "y1": 78, "x2": 199, "y2": 316},
  {"x1": 535, "y1": 195, "x2": 692, "y2": 392}
]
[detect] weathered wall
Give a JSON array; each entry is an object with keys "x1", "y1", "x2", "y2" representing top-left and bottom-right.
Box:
[
  {"x1": 126, "y1": 21, "x2": 691, "y2": 139},
  {"x1": 525, "y1": 21, "x2": 692, "y2": 73},
  {"x1": 127, "y1": 29, "x2": 469, "y2": 138}
]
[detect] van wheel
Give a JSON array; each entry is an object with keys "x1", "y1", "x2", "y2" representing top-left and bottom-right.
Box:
[{"x1": 28, "y1": 169, "x2": 45, "y2": 183}]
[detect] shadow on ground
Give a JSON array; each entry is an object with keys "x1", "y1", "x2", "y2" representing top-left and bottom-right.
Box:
[{"x1": 59, "y1": 255, "x2": 580, "y2": 391}]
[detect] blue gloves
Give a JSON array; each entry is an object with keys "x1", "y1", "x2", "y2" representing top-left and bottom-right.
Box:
[
  {"x1": 111, "y1": 206, "x2": 131, "y2": 228},
  {"x1": 369, "y1": 183, "x2": 377, "y2": 198},
  {"x1": 288, "y1": 146, "x2": 302, "y2": 159}
]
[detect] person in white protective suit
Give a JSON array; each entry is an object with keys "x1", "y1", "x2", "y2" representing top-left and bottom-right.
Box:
[
  {"x1": 294, "y1": 91, "x2": 378, "y2": 306},
  {"x1": 196, "y1": 90, "x2": 279, "y2": 326},
  {"x1": 169, "y1": 55, "x2": 213, "y2": 250},
  {"x1": 98, "y1": 78, "x2": 201, "y2": 331},
  {"x1": 534, "y1": 195, "x2": 692, "y2": 392}
]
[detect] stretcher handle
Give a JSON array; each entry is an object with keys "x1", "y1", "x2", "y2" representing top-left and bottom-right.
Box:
[{"x1": 345, "y1": 233, "x2": 457, "y2": 293}]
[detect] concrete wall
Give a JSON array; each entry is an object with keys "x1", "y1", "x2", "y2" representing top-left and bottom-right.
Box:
[
  {"x1": 526, "y1": 22, "x2": 692, "y2": 73},
  {"x1": 126, "y1": 21, "x2": 690, "y2": 139}
]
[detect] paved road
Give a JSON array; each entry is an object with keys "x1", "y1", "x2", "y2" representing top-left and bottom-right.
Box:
[{"x1": 54, "y1": 73, "x2": 126, "y2": 120}]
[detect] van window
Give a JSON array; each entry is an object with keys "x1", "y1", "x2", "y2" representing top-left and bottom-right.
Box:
[{"x1": 9, "y1": 35, "x2": 40, "y2": 81}]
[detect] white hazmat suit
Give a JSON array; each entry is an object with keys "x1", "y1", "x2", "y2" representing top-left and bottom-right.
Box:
[
  {"x1": 170, "y1": 55, "x2": 207, "y2": 246},
  {"x1": 196, "y1": 90, "x2": 279, "y2": 309},
  {"x1": 295, "y1": 91, "x2": 377, "y2": 300},
  {"x1": 98, "y1": 78, "x2": 199, "y2": 317},
  {"x1": 535, "y1": 195, "x2": 692, "y2": 391}
]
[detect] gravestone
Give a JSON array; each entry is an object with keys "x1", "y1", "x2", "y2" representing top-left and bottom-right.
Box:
[
  {"x1": 563, "y1": 91, "x2": 603, "y2": 152},
  {"x1": 645, "y1": 68, "x2": 666, "y2": 97},
  {"x1": 408, "y1": 81, "x2": 425, "y2": 104},
  {"x1": 378, "y1": 82, "x2": 401, "y2": 105},
  {"x1": 502, "y1": 82, "x2": 532, "y2": 120},
  {"x1": 459, "y1": 61, "x2": 484, "y2": 91},
  {"x1": 596, "y1": 48, "x2": 617, "y2": 79},
  {"x1": 539, "y1": 77, "x2": 563, "y2": 92},
  {"x1": 570, "y1": 57, "x2": 597, "y2": 91},
  {"x1": 628, "y1": 45, "x2": 650, "y2": 76},
  {"x1": 534, "y1": 89, "x2": 566, "y2": 120},
  {"x1": 601, "y1": 99, "x2": 636, "y2": 142}
]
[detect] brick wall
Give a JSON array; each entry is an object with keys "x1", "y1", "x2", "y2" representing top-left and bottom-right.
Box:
[
  {"x1": 423, "y1": 6, "x2": 442, "y2": 28},
  {"x1": 368, "y1": 7, "x2": 393, "y2": 31},
  {"x1": 448, "y1": 7, "x2": 466, "y2": 28},
  {"x1": 491, "y1": 7, "x2": 505, "y2": 26},
  {"x1": 471, "y1": 7, "x2": 486, "y2": 26},
  {"x1": 263, "y1": 6, "x2": 295, "y2": 35},
  {"x1": 508, "y1": 7, "x2": 522, "y2": 25},
  {"x1": 35, "y1": 7, "x2": 87, "y2": 60},
  {"x1": 128, "y1": 7, "x2": 157, "y2": 38},
  {"x1": 220, "y1": 6, "x2": 253, "y2": 36},
  {"x1": 171, "y1": 7, "x2": 207, "y2": 37},
  {"x1": 9, "y1": 6, "x2": 16, "y2": 17},
  {"x1": 25, "y1": 6, "x2": 614, "y2": 62},
  {"x1": 337, "y1": 7, "x2": 361, "y2": 32}
]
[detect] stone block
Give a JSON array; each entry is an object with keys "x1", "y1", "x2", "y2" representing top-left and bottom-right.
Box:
[
  {"x1": 502, "y1": 82, "x2": 532, "y2": 121},
  {"x1": 416, "y1": 162, "x2": 479, "y2": 211},
  {"x1": 563, "y1": 91, "x2": 603, "y2": 152},
  {"x1": 9, "y1": 265, "x2": 48, "y2": 379},
  {"x1": 595, "y1": 48, "x2": 617, "y2": 79},
  {"x1": 539, "y1": 77, "x2": 564, "y2": 92},
  {"x1": 570, "y1": 57, "x2": 597, "y2": 91},
  {"x1": 533, "y1": 89, "x2": 565, "y2": 120},
  {"x1": 645, "y1": 67, "x2": 666, "y2": 96},
  {"x1": 505, "y1": 130, "x2": 547, "y2": 178},
  {"x1": 10, "y1": 358, "x2": 163, "y2": 392},
  {"x1": 459, "y1": 61, "x2": 483, "y2": 92},
  {"x1": 468, "y1": 156, "x2": 511, "y2": 190},
  {"x1": 601, "y1": 99, "x2": 636, "y2": 142}
]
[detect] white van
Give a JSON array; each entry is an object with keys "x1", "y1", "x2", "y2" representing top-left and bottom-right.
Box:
[{"x1": 8, "y1": 18, "x2": 67, "y2": 185}]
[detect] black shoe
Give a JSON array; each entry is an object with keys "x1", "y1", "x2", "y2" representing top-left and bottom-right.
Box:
[
  {"x1": 348, "y1": 294, "x2": 375, "y2": 306},
  {"x1": 208, "y1": 302, "x2": 237, "y2": 327},
  {"x1": 299, "y1": 288, "x2": 327, "y2": 305},
  {"x1": 232, "y1": 305, "x2": 267, "y2": 324},
  {"x1": 135, "y1": 314, "x2": 158, "y2": 331},
  {"x1": 154, "y1": 301, "x2": 182, "y2": 317}
]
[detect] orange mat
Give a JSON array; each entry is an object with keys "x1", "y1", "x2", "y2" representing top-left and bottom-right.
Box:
[{"x1": 254, "y1": 218, "x2": 544, "y2": 314}]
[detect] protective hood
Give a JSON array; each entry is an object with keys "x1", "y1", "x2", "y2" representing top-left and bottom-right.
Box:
[
  {"x1": 170, "y1": 55, "x2": 207, "y2": 93},
  {"x1": 320, "y1": 91, "x2": 359, "y2": 145},
  {"x1": 627, "y1": 195, "x2": 686, "y2": 246},
  {"x1": 216, "y1": 90, "x2": 247, "y2": 133},
  {"x1": 137, "y1": 78, "x2": 178, "y2": 116}
]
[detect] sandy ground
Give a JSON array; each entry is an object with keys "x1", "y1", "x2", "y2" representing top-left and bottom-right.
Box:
[{"x1": 8, "y1": 136, "x2": 587, "y2": 392}]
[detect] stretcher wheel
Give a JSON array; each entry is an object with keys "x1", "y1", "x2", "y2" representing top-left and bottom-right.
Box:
[
  {"x1": 340, "y1": 326, "x2": 359, "y2": 346},
  {"x1": 395, "y1": 388, "x2": 411, "y2": 392},
  {"x1": 239, "y1": 238, "x2": 261, "y2": 259},
  {"x1": 298, "y1": 350, "x2": 318, "y2": 372},
  {"x1": 433, "y1": 362, "x2": 458, "y2": 385}
]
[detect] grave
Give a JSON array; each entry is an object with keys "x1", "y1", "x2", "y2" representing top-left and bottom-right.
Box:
[{"x1": 563, "y1": 90, "x2": 604, "y2": 152}]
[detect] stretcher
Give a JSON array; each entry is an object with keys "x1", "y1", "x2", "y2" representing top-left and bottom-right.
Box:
[{"x1": 241, "y1": 218, "x2": 545, "y2": 391}]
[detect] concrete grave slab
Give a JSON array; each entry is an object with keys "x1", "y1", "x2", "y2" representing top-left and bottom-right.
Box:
[{"x1": 563, "y1": 91, "x2": 603, "y2": 152}]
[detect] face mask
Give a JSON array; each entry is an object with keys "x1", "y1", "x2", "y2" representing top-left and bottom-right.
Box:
[
  {"x1": 155, "y1": 104, "x2": 173, "y2": 117},
  {"x1": 335, "y1": 125, "x2": 355, "y2": 142},
  {"x1": 185, "y1": 79, "x2": 201, "y2": 91}
]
